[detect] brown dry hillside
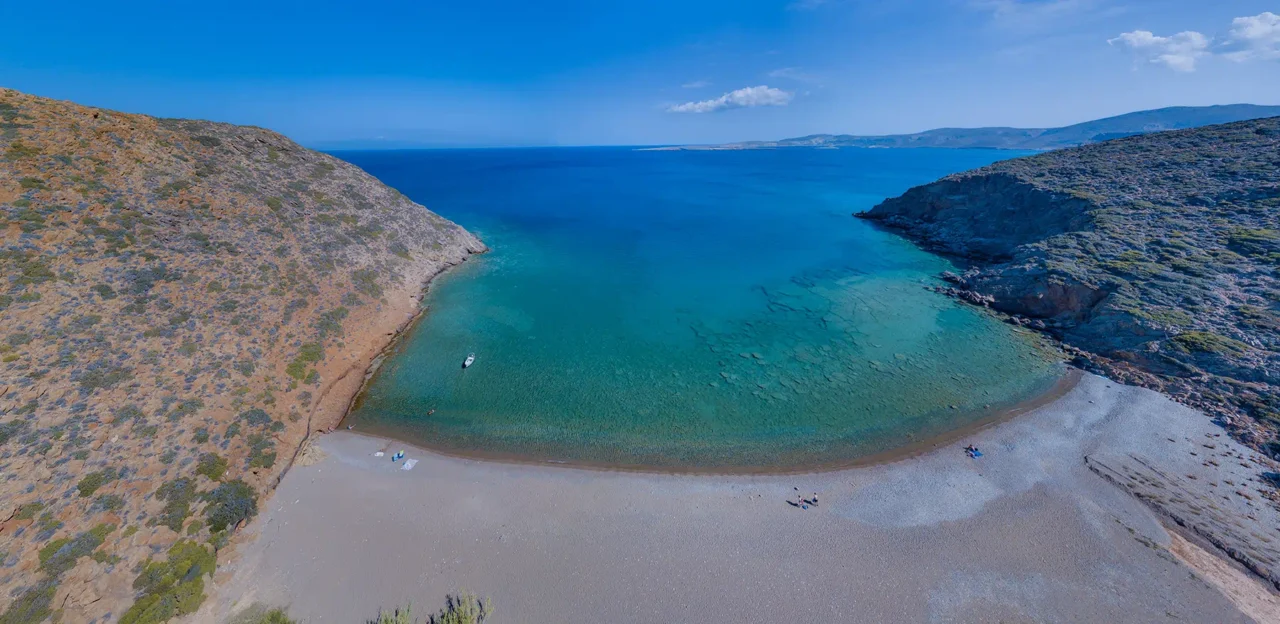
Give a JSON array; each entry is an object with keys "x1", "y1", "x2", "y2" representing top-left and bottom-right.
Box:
[{"x1": 0, "y1": 88, "x2": 483, "y2": 623}]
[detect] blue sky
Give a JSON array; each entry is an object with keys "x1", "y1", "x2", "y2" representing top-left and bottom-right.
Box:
[{"x1": 2, "y1": 0, "x2": 1279, "y2": 147}]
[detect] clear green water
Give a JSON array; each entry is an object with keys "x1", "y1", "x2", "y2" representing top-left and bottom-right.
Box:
[{"x1": 340, "y1": 147, "x2": 1063, "y2": 470}]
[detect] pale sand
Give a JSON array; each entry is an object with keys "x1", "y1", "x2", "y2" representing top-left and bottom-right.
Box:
[{"x1": 209, "y1": 373, "x2": 1280, "y2": 623}]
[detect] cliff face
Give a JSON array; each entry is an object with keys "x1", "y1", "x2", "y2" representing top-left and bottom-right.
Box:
[
  {"x1": 861, "y1": 117, "x2": 1280, "y2": 457},
  {"x1": 0, "y1": 88, "x2": 483, "y2": 622}
]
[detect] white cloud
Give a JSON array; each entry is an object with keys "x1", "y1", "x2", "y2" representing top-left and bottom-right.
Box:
[
  {"x1": 666, "y1": 86, "x2": 793, "y2": 114},
  {"x1": 1224, "y1": 12, "x2": 1280, "y2": 62},
  {"x1": 1108, "y1": 29, "x2": 1210, "y2": 72},
  {"x1": 681, "y1": 80, "x2": 710, "y2": 89}
]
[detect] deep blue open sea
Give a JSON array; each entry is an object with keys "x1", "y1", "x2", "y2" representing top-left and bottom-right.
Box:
[{"x1": 338, "y1": 147, "x2": 1063, "y2": 470}]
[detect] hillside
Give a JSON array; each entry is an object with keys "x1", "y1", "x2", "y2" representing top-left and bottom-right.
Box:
[
  {"x1": 663, "y1": 104, "x2": 1280, "y2": 151},
  {"x1": 859, "y1": 117, "x2": 1280, "y2": 459},
  {"x1": 0, "y1": 88, "x2": 483, "y2": 623}
]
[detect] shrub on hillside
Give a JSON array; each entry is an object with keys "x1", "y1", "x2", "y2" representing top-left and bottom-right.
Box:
[{"x1": 203, "y1": 479, "x2": 257, "y2": 532}]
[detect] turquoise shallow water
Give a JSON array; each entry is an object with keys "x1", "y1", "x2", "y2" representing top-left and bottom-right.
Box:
[{"x1": 339, "y1": 147, "x2": 1063, "y2": 470}]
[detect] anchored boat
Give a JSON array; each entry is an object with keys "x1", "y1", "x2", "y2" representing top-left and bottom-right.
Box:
[{"x1": 463, "y1": 353, "x2": 476, "y2": 368}]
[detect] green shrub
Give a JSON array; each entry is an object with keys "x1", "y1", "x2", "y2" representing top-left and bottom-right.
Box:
[
  {"x1": 233, "y1": 606, "x2": 298, "y2": 624},
  {"x1": 369, "y1": 605, "x2": 414, "y2": 624},
  {"x1": 369, "y1": 595, "x2": 491, "y2": 624},
  {"x1": 315, "y1": 306, "x2": 349, "y2": 338},
  {"x1": 1170, "y1": 331, "x2": 1250, "y2": 355},
  {"x1": 155, "y1": 477, "x2": 198, "y2": 532},
  {"x1": 92, "y1": 283, "x2": 117, "y2": 299},
  {"x1": 38, "y1": 524, "x2": 113, "y2": 576},
  {"x1": 352, "y1": 269, "x2": 382, "y2": 298},
  {"x1": 0, "y1": 420, "x2": 26, "y2": 445},
  {"x1": 204, "y1": 480, "x2": 257, "y2": 532},
  {"x1": 195, "y1": 453, "x2": 228, "y2": 481},
  {"x1": 79, "y1": 365, "x2": 133, "y2": 391},
  {"x1": 14, "y1": 501, "x2": 43, "y2": 520},
  {"x1": 168, "y1": 398, "x2": 203, "y2": 421},
  {"x1": 95, "y1": 493, "x2": 126, "y2": 511},
  {"x1": 119, "y1": 540, "x2": 216, "y2": 624},
  {"x1": 0, "y1": 579, "x2": 57, "y2": 624},
  {"x1": 77, "y1": 469, "x2": 115, "y2": 497},
  {"x1": 427, "y1": 594, "x2": 491, "y2": 624},
  {"x1": 4, "y1": 140, "x2": 40, "y2": 160},
  {"x1": 287, "y1": 343, "x2": 324, "y2": 380},
  {"x1": 246, "y1": 434, "x2": 276, "y2": 469},
  {"x1": 256, "y1": 608, "x2": 296, "y2": 624}
]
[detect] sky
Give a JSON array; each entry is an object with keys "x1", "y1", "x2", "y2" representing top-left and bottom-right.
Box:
[{"x1": 2, "y1": 1, "x2": 1279, "y2": 147}]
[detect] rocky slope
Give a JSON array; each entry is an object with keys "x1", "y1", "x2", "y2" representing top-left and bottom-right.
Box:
[
  {"x1": 0, "y1": 88, "x2": 483, "y2": 623},
  {"x1": 859, "y1": 117, "x2": 1280, "y2": 463}
]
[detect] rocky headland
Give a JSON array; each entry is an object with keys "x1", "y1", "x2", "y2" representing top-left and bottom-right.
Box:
[
  {"x1": 859, "y1": 117, "x2": 1280, "y2": 466},
  {"x1": 0, "y1": 88, "x2": 483, "y2": 623}
]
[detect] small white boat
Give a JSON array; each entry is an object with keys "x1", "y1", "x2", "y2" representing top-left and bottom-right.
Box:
[{"x1": 463, "y1": 353, "x2": 476, "y2": 369}]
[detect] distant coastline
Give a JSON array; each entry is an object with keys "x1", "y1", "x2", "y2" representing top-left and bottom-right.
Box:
[{"x1": 643, "y1": 103, "x2": 1280, "y2": 152}]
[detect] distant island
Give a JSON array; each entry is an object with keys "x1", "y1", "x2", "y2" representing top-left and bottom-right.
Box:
[{"x1": 648, "y1": 104, "x2": 1280, "y2": 151}]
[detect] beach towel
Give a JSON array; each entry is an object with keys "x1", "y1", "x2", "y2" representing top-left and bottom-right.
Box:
[{"x1": 401, "y1": 459, "x2": 418, "y2": 471}]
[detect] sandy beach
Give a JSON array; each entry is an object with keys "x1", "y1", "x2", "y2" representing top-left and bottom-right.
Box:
[{"x1": 208, "y1": 372, "x2": 1280, "y2": 623}]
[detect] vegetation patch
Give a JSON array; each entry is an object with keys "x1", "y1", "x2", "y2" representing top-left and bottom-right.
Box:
[
  {"x1": 1170, "y1": 331, "x2": 1250, "y2": 355},
  {"x1": 0, "y1": 579, "x2": 57, "y2": 624},
  {"x1": 78, "y1": 364, "x2": 133, "y2": 392},
  {"x1": 154, "y1": 477, "x2": 198, "y2": 532},
  {"x1": 203, "y1": 479, "x2": 258, "y2": 532},
  {"x1": 352, "y1": 268, "x2": 383, "y2": 298},
  {"x1": 38, "y1": 524, "x2": 113, "y2": 576},
  {"x1": 285, "y1": 342, "x2": 323, "y2": 380},
  {"x1": 77, "y1": 469, "x2": 116, "y2": 497},
  {"x1": 119, "y1": 540, "x2": 216, "y2": 624},
  {"x1": 195, "y1": 453, "x2": 228, "y2": 481},
  {"x1": 246, "y1": 433, "x2": 276, "y2": 469}
]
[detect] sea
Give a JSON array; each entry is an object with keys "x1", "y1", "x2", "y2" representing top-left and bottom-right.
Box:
[{"x1": 337, "y1": 147, "x2": 1064, "y2": 471}]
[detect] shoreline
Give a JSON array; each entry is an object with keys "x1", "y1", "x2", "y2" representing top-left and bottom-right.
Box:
[
  {"x1": 272, "y1": 246, "x2": 486, "y2": 486},
  {"x1": 213, "y1": 372, "x2": 1280, "y2": 623},
  {"x1": 338, "y1": 368, "x2": 1082, "y2": 477}
]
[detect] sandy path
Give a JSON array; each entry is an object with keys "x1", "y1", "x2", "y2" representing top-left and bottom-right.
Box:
[{"x1": 209, "y1": 373, "x2": 1279, "y2": 623}]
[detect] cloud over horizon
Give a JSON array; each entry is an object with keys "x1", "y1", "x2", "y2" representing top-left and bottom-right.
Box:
[
  {"x1": 666, "y1": 85, "x2": 793, "y2": 113},
  {"x1": 1224, "y1": 12, "x2": 1280, "y2": 62},
  {"x1": 1110, "y1": 12, "x2": 1280, "y2": 72},
  {"x1": 1109, "y1": 29, "x2": 1210, "y2": 72}
]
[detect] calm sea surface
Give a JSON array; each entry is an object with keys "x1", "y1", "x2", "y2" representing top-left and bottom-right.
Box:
[{"x1": 338, "y1": 147, "x2": 1063, "y2": 470}]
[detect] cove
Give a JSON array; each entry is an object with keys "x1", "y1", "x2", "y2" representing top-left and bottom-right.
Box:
[{"x1": 338, "y1": 147, "x2": 1064, "y2": 471}]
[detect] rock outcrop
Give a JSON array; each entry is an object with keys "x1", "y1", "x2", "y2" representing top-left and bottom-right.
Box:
[
  {"x1": 0, "y1": 88, "x2": 482, "y2": 623},
  {"x1": 860, "y1": 117, "x2": 1280, "y2": 459}
]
